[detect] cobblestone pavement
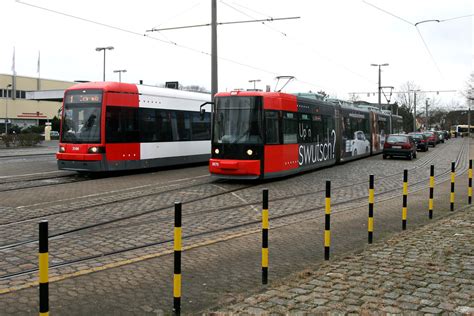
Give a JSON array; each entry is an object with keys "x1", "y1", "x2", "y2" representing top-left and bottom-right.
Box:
[
  {"x1": 0, "y1": 138, "x2": 472, "y2": 314},
  {"x1": 208, "y1": 207, "x2": 474, "y2": 315}
]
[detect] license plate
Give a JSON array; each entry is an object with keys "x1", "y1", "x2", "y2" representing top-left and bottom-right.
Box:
[{"x1": 392, "y1": 146, "x2": 402, "y2": 149}]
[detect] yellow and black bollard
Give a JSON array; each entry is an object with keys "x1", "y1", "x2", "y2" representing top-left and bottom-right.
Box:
[
  {"x1": 429, "y1": 165, "x2": 434, "y2": 219},
  {"x1": 368, "y1": 175, "x2": 374, "y2": 244},
  {"x1": 450, "y1": 162, "x2": 455, "y2": 212},
  {"x1": 402, "y1": 169, "x2": 408, "y2": 230},
  {"x1": 324, "y1": 180, "x2": 331, "y2": 260},
  {"x1": 469, "y1": 159, "x2": 472, "y2": 205},
  {"x1": 173, "y1": 202, "x2": 182, "y2": 315},
  {"x1": 39, "y1": 220, "x2": 49, "y2": 316},
  {"x1": 262, "y1": 189, "x2": 269, "y2": 285}
]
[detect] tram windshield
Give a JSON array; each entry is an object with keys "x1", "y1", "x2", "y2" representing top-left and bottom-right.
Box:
[
  {"x1": 61, "y1": 90, "x2": 102, "y2": 143},
  {"x1": 213, "y1": 96, "x2": 262, "y2": 144}
]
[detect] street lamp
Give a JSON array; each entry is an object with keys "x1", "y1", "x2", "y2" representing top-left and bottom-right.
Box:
[
  {"x1": 4, "y1": 83, "x2": 12, "y2": 135},
  {"x1": 113, "y1": 69, "x2": 127, "y2": 83},
  {"x1": 370, "y1": 63, "x2": 389, "y2": 107},
  {"x1": 95, "y1": 46, "x2": 114, "y2": 81},
  {"x1": 248, "y1": 79, "x2": 261, "y2": 91}
]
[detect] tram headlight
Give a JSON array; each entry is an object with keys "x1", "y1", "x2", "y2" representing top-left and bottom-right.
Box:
[
  {"x1": 88, "y1": 146, "x2": 100, "y2": 153},
  {"x1": 246, "y1": 149, "x2": 253, "y2": 156},
  {"x1": 214, "y1": 148, "x2": 220, "y2": 154},
  {"x1": 59, "y1": 146, "x2": 65, "y2": 153}
]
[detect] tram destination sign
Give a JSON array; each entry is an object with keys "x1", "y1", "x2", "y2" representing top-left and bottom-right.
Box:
[{"x1": 65, "y1": 93, "x2": 102, "y2": 104}]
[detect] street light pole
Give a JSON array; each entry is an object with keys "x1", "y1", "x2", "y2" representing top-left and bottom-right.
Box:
[
  {"x1": 95, "y1": 46, "x2": 114, "y2": 81},
  {"x1": 4, "y1": 83, "x2": 11, "y2": 135},
  {"x1": 370, "y1": 63, "x2": 389, "y2": 107},
  {"x1": 248, "y1": 79, "x2": 261, "y2": 90},
  {"x1": 113, "y1": 69, "x2": 127, "y2": 83}
]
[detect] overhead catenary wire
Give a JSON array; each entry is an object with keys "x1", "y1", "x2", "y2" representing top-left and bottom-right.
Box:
[
  {"x1": 220, "y1": 0, "x2": 376, "y2": 88},
  {"x1": 14, "y1": 0, "x2": 294, "y2": 88},
  {"x1": 361, "y1": 0, "x2": 472, "y2": 81}
]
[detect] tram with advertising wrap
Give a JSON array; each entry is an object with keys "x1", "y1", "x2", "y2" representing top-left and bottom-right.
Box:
[
  {"x1": 57, "y1": 82, "x2": 211, "y2": 172},
  {"x1": 209, "y1": 90, "x2": 402, "y2": 179}
]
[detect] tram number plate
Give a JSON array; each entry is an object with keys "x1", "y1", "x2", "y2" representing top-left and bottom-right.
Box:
[{"x1": 392, "y1": 146, "x2": 402, "y2": 149}]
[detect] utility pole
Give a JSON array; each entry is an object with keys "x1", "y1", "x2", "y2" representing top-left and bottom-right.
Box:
[
  {"x1": 146, "y1": 3, "x2": 299, "y2": 100},
  {"x1": 410, "y1": 89, "x2": 420, "y2": 132},
  {"x1": 425, "y1": 98, "x2": 430, "y2": 130},
  {"x1": 370, "y1": 63, "x2": 389, "y2": 107},
  {"x1": 211, "y1": 0, "x2": 217, "y2": 100}
]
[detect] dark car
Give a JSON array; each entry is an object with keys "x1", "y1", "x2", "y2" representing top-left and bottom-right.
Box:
[
  {"x1": 423, "y1": 131, "x2": 438, "y2": 147},
  {"x1": 383, "y1": 134, "x2": 417, "y2": 160},
  {"x1": 408, "y1": 132, "x2": 429, "y2": 152}
]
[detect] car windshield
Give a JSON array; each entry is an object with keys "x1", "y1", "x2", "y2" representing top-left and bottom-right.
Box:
[
  {"x1": 424, "y1": 132, "x2": 433, "y2": 137},
  {"x1": 411, "y1": 134, "x2": 423, "y2": 139},
  {"x1": 213, "y1": 96, "x2": 262, "y2": 144},
  {"x1": 387, "y1": 135, "x2": 407, "y2": 143}
]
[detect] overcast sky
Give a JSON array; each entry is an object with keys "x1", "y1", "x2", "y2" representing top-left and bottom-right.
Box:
[{"x1": 1, "y1": 0, "x2": 472, "y2": 106}]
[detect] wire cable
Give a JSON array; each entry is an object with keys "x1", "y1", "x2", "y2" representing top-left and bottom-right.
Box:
[
  {"x1": 220, "y1": 0, "x2": 375, "y2": 87},
  {"x1": 15, "y1": 0, "x2": 331, "y2": 92},
  {"x1": 361, "y1": 0, "x2": 414, "y2": 26},
  {"x1": 415, "y1": 27, "x2": 444, "y2": 78}
]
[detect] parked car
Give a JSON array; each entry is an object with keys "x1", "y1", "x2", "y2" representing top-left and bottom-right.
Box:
[
  {"x1": 408, "y1": 132, "x2": 429, "y2": 152},
  {"x1": 443, "y1": 130, "x2": 451, "y2": 140},
  {"x1": 423, "y1": 131, "x2": 438, "y2": 147},
  {"x1": 383, "y1": 134, "x2": 417, "y2": 160},
  {"x1": 436, "y1": 131, "x2": 445, "y2": 143},
  {"x1": 50, "y1": 131, "x2": 60, "y2": 138}
]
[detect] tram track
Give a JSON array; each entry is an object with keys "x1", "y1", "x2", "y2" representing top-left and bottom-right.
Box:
[
  {"x1": 0, "y1": 139, "x2": 468, "y2": 282},
  {"x1": 0, "y1": 139, "x2": 464, "y2": 242},
  {"x1": 0, "y1": 173, "x2": 88, "y2": 192}
]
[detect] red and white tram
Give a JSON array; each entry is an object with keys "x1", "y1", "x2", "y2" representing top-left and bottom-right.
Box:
[
  {"x1": 57, "y1": 82, "x2": 211, "y2": 172},
  {"x1": 209, "y1": 90, "x2": 401, "y2": 179}
]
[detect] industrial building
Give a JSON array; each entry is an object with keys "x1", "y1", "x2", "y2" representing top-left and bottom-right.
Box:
[{"x1": 0, "y1": 73, "x2": 74, "y2": 131}]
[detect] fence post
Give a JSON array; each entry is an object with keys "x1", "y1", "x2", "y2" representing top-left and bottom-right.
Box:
[
  {"x1": 324, "y1": 180, "x2": 331, "y2": 260},
  {"x1": 450, "y1": 162, "x2": 455, "y2": 212},
  {"x1": 262, "y1": 189, "x2": 269, "y2": 285},
  {"x1": 368, "y1": 175, "x2": 374, "y2": 244},
  {"x1": 402, "y1": 169, "x2": 408, "y2": 230},
  {"x1": 173, "y1": 202, "x2": 182, "y2": 316},
  {"x1": 469, "y1": 159, "x2": 472, "y2": 205},
  {"x1": 39, "y1": 220, "x2": 49, "y2": 316},
  {"x1": 429, "y1": 165, "x2": 434, "y2": 219}
]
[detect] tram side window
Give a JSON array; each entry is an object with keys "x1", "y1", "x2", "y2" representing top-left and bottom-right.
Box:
[
  {"x1": 106, "y1": 107, "x2": 139, "y2": 143},
  {"x1": 322, "y1": 115, "x2": 335, "y2": 143},
  {"x1": 172, "y1": 111, "x2": 191, "y2": 141},
  {"x1": 312, "y1": 115, "x2": 323, "y2": 142},
  {"x1": 299, "y1": 113, "x2": 312, "y2": 143},
  {"x1": 265, "y1": 111, "x2": 280, "y2": 144},
  {"x1": 191, "y1": 112, "x2": 211, "y2": 140},
  {"x1": 283, "y1": 112, "x2": 297, "y2": 144},
  {"x1": 139, "y1": 108, "x2": 159, "y2": 142},
  {"x1": 156, "y1": 110, "x2": 173, "y2": 142}
]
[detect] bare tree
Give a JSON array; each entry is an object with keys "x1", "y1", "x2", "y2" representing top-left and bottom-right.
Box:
[
  {"x1": 349, "y1": 93, "x2": 360, "y2": 102},
  {"x1": 395, "y1": 81, "x2": 426, "y2": 115}
]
